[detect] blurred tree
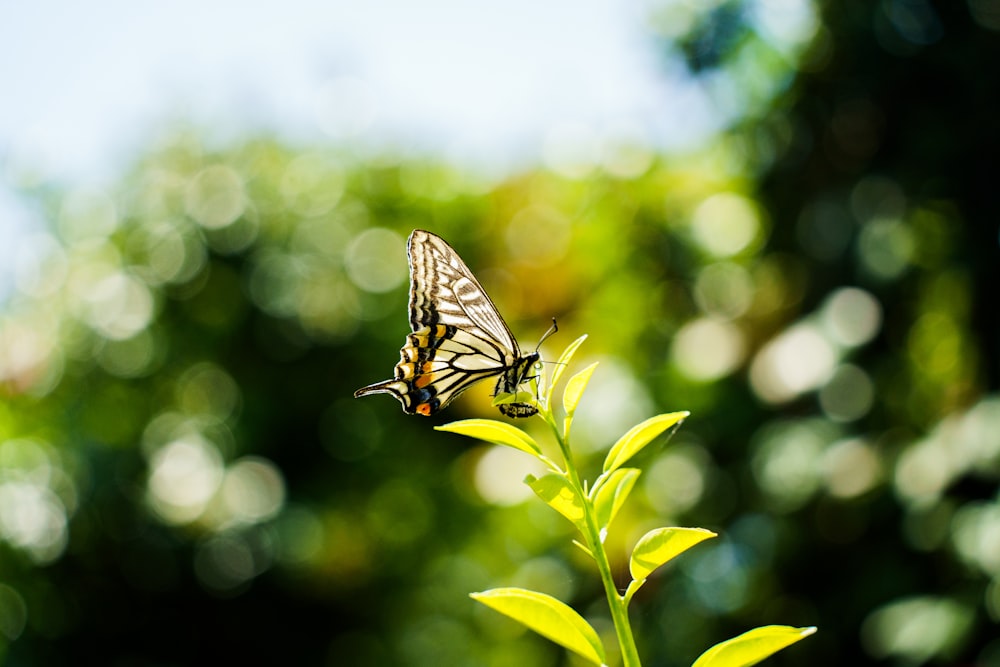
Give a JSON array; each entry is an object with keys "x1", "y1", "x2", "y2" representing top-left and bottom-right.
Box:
[{"x1": 642, "y1": 1, "x2": 1000, "y2": 665}]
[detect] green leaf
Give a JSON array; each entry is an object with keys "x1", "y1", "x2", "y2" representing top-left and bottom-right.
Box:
[
  {"x1": 525, "y1": 473, "x2": 585, "y2": 527},
  {"x1": 691, "y1": 625, "x2": 817, "y2": 667},
  {"x1": 629, "y1": 527, "x2": 716, "y2": 582},
  {"x1": 603, "y1": 411, "x2": 689, "y2": 473},
  {"x1": 471, "y1": 587, "x2": 606, "y2": 666},
  {"x1": 436, "y1": 419, "x2": 542, "y2": 457},
  {"x1": 563, "y1": 362, "x2": 598, "y2": 418},
  {"x1": 593, "y1": 468, "x2": 640, "y2": 533},
  {"x1": 547, "y1": 334, "x2": 588, "y2": 403}
]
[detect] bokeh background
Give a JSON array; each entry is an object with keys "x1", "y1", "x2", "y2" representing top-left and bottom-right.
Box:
[{"x1": 2, "y1": 1, "x2": 999, "y2": 665}]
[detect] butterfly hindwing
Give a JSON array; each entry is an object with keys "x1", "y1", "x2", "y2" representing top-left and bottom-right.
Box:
[{"x1": 355, "y1": 230, "x2": 540, "y2": 417}]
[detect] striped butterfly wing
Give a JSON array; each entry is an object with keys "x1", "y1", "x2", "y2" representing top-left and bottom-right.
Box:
[{"x1": 354, "y1": 229, "x2": 539, "y2": 417}]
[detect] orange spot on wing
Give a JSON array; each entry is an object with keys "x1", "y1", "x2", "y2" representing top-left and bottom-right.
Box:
[
  {"x1": 416, "y1": 403, "x2": 433, "y2": 416},
  {"x1": 414, "y1": 361, "x2": 436, "y2": 387}
]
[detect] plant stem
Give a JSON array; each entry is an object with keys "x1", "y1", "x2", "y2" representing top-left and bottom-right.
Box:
[
  {"x1": 546, "y1": 413, "x2": 642, "y2": 667},
  {"x1": 582, "y1": 485, "x2": 641, "y2": 667}
]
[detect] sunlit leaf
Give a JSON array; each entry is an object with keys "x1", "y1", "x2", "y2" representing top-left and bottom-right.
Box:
[
  {"x1": 547, "y1": 334, "x2": 588, "y2": 403},
  {"x1": 436, "y1": 419, "x2": 542, "y2": 457},
  {"x1": 563, "y1": 362, "x2": 598, "y2": 418},
  {"x1": 604, "y1": 412, "x2": 689, "y2": 473},
  {"x1": 470, "y1": 587, "x2": 606, "y2": 666},
  {"x1": 629, "y1": 527, "x2": 716, "y2": 582},
  {"x1": 593, "y1": 468, "x2": 640, "y2": 532},
  {"x1": 691, "y1": 625, "x2": 817, "y2": 667},
  {"x1": 525, "y1": 473, "x2": 585, "y2": 527}
]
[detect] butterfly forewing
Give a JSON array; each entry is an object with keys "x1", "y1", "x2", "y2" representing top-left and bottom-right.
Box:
[
  {"x1": 408, "y1": 230, "x2": 521, "y2": 358},
  {"x1": 354, "y1": 229, "x2": 540, "y2": 417}
]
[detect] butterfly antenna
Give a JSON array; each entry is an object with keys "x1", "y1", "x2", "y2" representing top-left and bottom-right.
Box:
[{"x1": 535, "y1": 318, "x2": 559, "y2": 353}]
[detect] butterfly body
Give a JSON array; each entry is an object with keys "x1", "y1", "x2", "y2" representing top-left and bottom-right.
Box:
[{"x1": 355, "y1": 229, "x2": 541, "y2": 417}]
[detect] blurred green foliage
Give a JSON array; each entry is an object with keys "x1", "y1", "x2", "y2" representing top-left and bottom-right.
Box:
[{"x1": 1, "y1": 2, "x2": 999, "y2": 666}]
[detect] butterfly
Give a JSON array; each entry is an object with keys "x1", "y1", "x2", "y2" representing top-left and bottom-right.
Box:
[{"x1": 354, "y1": 229, "x2": 554, "y2": 418}]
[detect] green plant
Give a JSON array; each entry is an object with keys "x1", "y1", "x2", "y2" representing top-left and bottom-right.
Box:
[{"x1": 438, "y1": 335, "x2": 816, "y2": 667}]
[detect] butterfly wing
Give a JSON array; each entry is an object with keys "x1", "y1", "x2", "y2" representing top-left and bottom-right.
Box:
[
  {"x1": 354, "y1": 230, "x2": 525, "y2": 416},
  {"x1": 407, "y1": 229, "x2": 521, "y2": 359}
]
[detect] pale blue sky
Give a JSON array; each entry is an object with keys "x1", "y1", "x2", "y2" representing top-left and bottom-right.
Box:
[
  {"x1": 0, "y1": 0, "x2": 715, "y2": 179},
  {"x1": 0, "y1": 0, "x2": 815, "y2": 295}
]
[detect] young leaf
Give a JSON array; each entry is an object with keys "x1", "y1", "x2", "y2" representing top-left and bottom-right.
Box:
[
  {"x1": 603, "y1": 411, "x2": 689, "y2": 473},
  {"x1": 547, "y1": 334, "x2": 588, "y2": 403},
  {"x1": 629, "y1": 527, "x2": 716, "y2": 582},
  {"x1": 436, "y1": 419, "x2": 542, "y2": 457},
  {"x1": 563, "y1": 362, "x2": 599, "y2": 418},
  {"x1": 471, "y1": 587, "x2": 607, "y2": 666},
  {"x1": 525, "y1": 473, "x2": 585, "y2": 527},
  {"x1": 691, "y1": 625, "x2": 817, "y2": 667},
  {"x1": 593, "y1": 468, "x2": 640, "y2": 532}
]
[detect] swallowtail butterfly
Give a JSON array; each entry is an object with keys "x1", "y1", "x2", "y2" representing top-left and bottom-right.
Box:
[{"x1": 354, "y1": 229, "x2": 552, "y2": 417}]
